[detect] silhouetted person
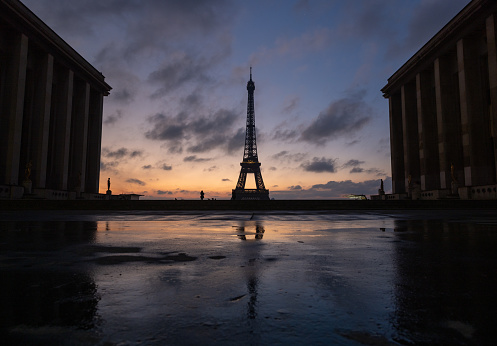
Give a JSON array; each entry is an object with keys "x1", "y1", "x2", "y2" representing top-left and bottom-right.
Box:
[
  {"x1": 200, "y1": 190, "x2": 204, "y2": 200},
  {"x1": 107, "y1": 178, "x2": 111, "y2": 191}
]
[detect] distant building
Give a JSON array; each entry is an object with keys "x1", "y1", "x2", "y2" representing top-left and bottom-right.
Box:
[
  {"x1": 0, "y1": 0, "x2": 111, "y2": 199},
  {"x1": 382, "y1": 0, "x2": 497, "y2": 200}
]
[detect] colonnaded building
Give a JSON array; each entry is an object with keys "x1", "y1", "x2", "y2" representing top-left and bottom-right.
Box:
[
  {"x1": 0, "y1": 0, "x2": 111, "y2": 199},
  {"x1": 382, "y1": 0, "x2": 497, "y2": 200}
]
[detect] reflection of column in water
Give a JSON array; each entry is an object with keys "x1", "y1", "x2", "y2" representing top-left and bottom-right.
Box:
[
  {"x1": 391, "y1": 219, "x2": 497, "y2": 344},
  {"x1": 236, "y1": 221, "x2": 265, "y2": 320},
  {"x1": 0, "y1": 221, "x2": 100, "y2": 331}
]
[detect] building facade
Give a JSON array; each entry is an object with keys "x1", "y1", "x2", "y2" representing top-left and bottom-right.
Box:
[
  {"x1": 0, "y1": 0, "x2": 111, "y2": 199},
  {"x1": 382, "y1": 0, "x2": 497, "y2": 200}
]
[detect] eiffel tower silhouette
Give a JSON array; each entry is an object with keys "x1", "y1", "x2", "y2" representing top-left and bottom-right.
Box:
[{"x1": 232, "y1": 68, "x2": 270, "y2": 200}]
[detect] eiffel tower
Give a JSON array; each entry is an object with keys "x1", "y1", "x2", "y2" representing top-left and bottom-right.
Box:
[{"x1": 232, "y1": 68, "x2": 270, "y2": 200}]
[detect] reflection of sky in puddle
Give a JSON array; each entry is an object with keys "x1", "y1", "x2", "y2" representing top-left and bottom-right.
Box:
[
  {"x1": 1, "y1": 211, "x2": 497, "y2": 345},
  {"x1": 89, "y1": 217, "x2": 398, "y2": 344}
]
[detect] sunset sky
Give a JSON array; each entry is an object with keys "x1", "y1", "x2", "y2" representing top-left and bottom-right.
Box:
[{"x1": 23, "y1": 0, "x2": 470, "y2": 199}]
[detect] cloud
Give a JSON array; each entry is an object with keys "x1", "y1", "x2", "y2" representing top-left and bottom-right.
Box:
[
  {"x1": 100, "y1": 161, "x2": 119, "y2": 172},
  {"x1": 282, "y1": 96, "x2": 300, "y2": 114},
  {"x1": 311, "y1": 178, "x2": 390, "y2": 196},
  {"x1": 342, "y1": 159, "x2": 365, "y2": 168},
  {"x1": 183, "y1": 155, "x2": 211, "y2": 162},
  {"x1": 148, "y1": 52, "x2": 212, "y2": 98},
  {"x1": 156, "y1": 190, "x2": 173, "y2": 195},
  {"x1": 126, "y1": 178, "x2": 146, "y2": 186},
  {"x1": 112, "y1": 87, "x2": 135, "y2": 104},
  {"x1": 142, "y1": 165, "x2": 152, "y2": 169},
  {"x1": 301, "y1": 157, "x2": 337, "y2": 173},
  {"x1": 271, "y1": 151, "x2": 307, "y2": 162},
  {"x1": 300, "y1": 90, "x2": 371, "y2": 145},
  {"x1": 161, "y1": 164, "x2": 172, "y2": 171},
  {"x1": 103, "y1": 147, "x2": 143, "y2": 159},
  {"x1": 145, "y1": 109, "x2": 243, "y2": 155},
  {"x1": 222, "y1": 178, "x2": 231, "y2": 182},
  {"x1": 270, "y1": 178, "x2": 392, "y2": 199},
  {"x1": 350, "y1": 167, "x2": 364, "y2": 173},
  {"x1": 346, "y1": 139, "x2": 360, "y2": 146},
  {"x1": 289, "y1": 185, "x2": 302, "y2": 190},
  {"x1": 104, "y1": 109, "x2": 124, "y2": 125},
  {"x1": 104, "y1": 147, "x2": 128, "y2": 159}
]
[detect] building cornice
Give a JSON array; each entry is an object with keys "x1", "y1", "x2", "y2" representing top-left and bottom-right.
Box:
[
  {"x1": 381, "y1": 0, "x2": 495, "y2": 98},
  {"x1": 1, "y1": 0, "x2": 111, "y2": 95}
]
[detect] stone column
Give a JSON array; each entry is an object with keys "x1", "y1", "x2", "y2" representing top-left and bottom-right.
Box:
[
  {"x1": 4, "y1": 33, "x2": 28, "y2": 185},
  {"x1": 416, "y1": 69, "x2": 440, "y2": 191},
  {"x1": 53, "y1": 68, "x2": 74, "y2": 190},
  {"x1": 32, "y1": 53, "x2": 53, "y2": 189},
  {"x1": 435, "y1": 54, "x2": 464, "y2": 190},
  {"x1": 69, "y1": 80, "x2": 90, "y2": 193},
  {"x1": 457, "y1": 37, "x2": 493, "y2": 187},
  {"x1": 401, "y1": 82, "x2": 420, "y2": 191},
  {"x1": 487, "y1": 14, "x2": 497, "y2": 183},
  {"x1": 85, "y1": 89, "x2": 104, "y2": 194},
  {"x1": 388, "y1": 92, "x2": 405, "y2": 194}
]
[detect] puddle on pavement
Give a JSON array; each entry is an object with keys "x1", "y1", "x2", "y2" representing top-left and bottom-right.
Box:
[{"x1": 1, "y1": 212, "x2": 496, "y2": 345}]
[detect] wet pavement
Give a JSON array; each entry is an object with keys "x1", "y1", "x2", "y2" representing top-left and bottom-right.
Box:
[{"x1": 1, "y1": 210, "x2": 497, "y2": 345}]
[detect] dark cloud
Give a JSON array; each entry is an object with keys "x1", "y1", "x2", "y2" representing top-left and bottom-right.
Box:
[
  {"x1": 270, "y1": 178, "x2": 392, "y2": 199},
  {"x1": 311, "y1": 178, "x2": 391, "y2": 196},
  {"x1": 365, "y1": 168, "x2": 387, "y2": 176},
  {"x1": 227, "y1": 128, "x2": 245, "y2": 155},
  {"x1": 301, "y1": 157, "x2": 337, "y2": 173},
  {"x1": 100, "y1": 161, "x2": 119, "y2": 171},
  {"x1": 350, "y1": 167, "x2": 364, "y2": 173},
  {"x1": 103, "y1": 147, "x2": 143, "y2": 159},
  {"x1": 156, "y1": 190, "x2": 173, "y2": 195},
  {"x1": 104, "y1": 148, "x2": 128, "y2": 159},
  {"x1": 343, "y1": 159, "x2": 365, "y2": 168},
  {"x1": 289, "y1": 185, "x2": 302, "y2": 190},
  {"x1": 148, "y1": 54, "x2": 211, "y2": 98},
  {"x1": 145, "y1": 109, "x2": 243, "y2": 155},
  {"x1": 24, "y1": 0, "x2": 235, "y2": 54},
  {"x1": 300, "y1": 90, "x2": 371, "y2": 145},
  {"x1": 183, "y1": 155, "x2": 211, "y2": 162},
  {"x1": 272, "y1": 128, "x2": 299, "y2": 142},
  {"x1": 222, "y1": 178, "x2": 231, "y2": 182},
  {"x1": 112, "y1": 88, "x2": 134, "y2": 103},
  {"x1": 145, "y1": 113, "x2": 186, "y2": 142},
  {"x1": 346, "y1": 139, "x2": 360, "y2": 146},
  {"x1": 126, "y1": 178, "x2": 146, "y2": 186},
  {"x1": 180, "y1": 93, "x2": 203, "y2": 110},
  {"x1": 161, "y1": 164, "x2": 172, "y2": 171},
  {"x1": 271, "y1": 151, "x2": 307, "y2": 162},
  {"x1": 142, "y1": 165, "x2": 152, "y2": 169},
  {"x1": 104, "y1": 109, "x2": 123, "y2": 125},
  {"x1": 282, "y1": 96, "x2": 300, "y2": 113}
]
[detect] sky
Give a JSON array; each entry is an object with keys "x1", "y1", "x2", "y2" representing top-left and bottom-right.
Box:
[{"x1": 22, "y1": 0, "x2": 470, "y2": 200}]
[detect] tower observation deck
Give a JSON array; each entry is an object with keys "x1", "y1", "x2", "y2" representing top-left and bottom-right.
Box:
[{"x1": 232, "y1": 68, "x2": 270, "y2": 200}]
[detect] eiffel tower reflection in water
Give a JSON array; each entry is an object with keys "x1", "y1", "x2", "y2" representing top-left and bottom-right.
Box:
[{"x1": 236, "y1": 220, "x2": 265, "y2": 320}]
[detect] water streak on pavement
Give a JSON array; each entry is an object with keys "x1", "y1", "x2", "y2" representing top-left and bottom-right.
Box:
[{"x1": 1, "y1": 210, "x2": 496, "y2": 345}]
